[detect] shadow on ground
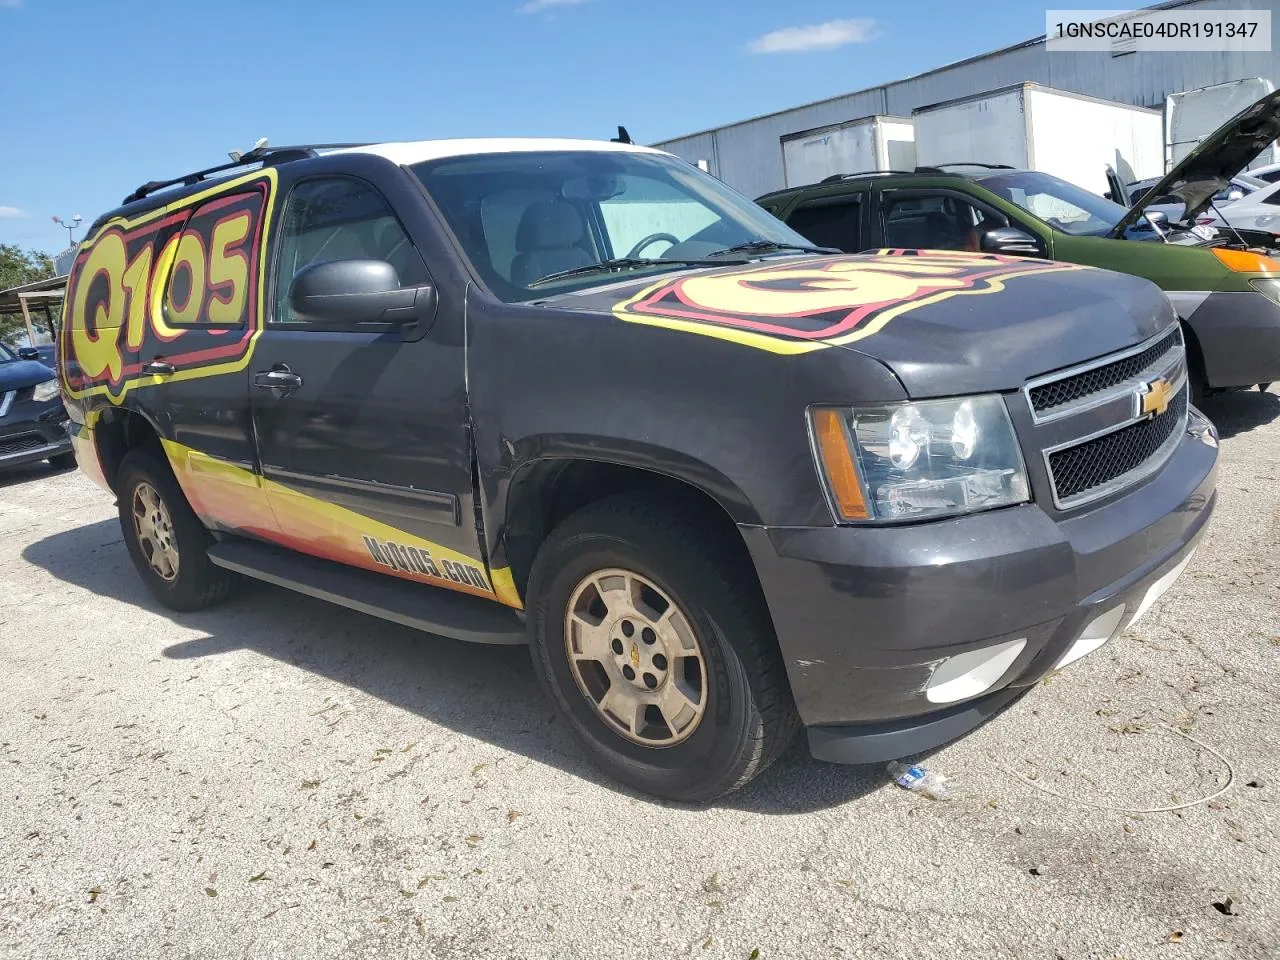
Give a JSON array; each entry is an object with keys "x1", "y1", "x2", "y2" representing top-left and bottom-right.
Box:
[
  {"x1": 1199, "y1": 386, "x2": 1280, "y2": 439},
  {"x1": 0, "y1": 459, "x2": 77, "y2": 489},
  {"x1": 22, "y1": 518, "x2": 882, "y2": 814}
]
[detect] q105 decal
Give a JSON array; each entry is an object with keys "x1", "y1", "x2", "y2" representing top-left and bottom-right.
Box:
[{"x1": 60, "y1": 171, "x2": 276, "y2": 402}]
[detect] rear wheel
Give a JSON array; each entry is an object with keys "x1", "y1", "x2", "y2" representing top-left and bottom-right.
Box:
[
  {"x1": 116, "y1": 447, "x2": 235, "y2": 612},
  {"x1": 527, "y1": 495, "x2": 799, "y2": 803}
]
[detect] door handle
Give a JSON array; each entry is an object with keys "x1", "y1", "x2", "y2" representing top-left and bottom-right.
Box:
[
  {"x1": 142, "y1": 358, "x2": 175, "y2": 376},
  {"x1": 253, "y1": 366, "x2": 303, "y2": 392}
]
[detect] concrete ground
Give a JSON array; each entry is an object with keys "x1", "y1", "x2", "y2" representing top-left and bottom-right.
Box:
[{"x1": 1, "y1": 392, "x2": 1278, "y2": 960}]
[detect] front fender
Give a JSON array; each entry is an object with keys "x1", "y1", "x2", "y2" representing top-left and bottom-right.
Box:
[
  {"x1": 465, "y1": 296, "x2": 909, "y2": 559},
  {"x1": 501, "y1": 436, "x2": 765, "y2": 526}
]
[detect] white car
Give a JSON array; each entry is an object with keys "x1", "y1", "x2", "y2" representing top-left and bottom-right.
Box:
[
  {"x1": 1124, "y1": 172, "x2": 1268, "y2": 226},
  {"x1": 1243, "y1": 160, "x2": 1280, "y2": 183},
  {"x1": 1200, "y1": 177, "x2": 1280, "y2": 235}
]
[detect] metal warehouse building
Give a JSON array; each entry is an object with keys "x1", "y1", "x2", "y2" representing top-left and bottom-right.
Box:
[{"x1": 655, "y1": 0, "x2": 1280, "y2": 198}]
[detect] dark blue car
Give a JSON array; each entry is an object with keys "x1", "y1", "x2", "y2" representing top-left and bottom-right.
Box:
[{"x1": 0, "y1": 339, "x2": 75, "y2": 471}]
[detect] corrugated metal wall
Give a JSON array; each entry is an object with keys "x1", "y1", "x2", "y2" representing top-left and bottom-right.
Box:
[{"x1": 656, "y1": 0, "x2": 1280, "y2": 198}]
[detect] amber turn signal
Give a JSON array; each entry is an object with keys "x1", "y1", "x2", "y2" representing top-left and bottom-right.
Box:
[
  {"x1": 1212, "y1": 247, "x2": 1280, "y2": 274},
  {"x1": 811, "y1": 409, "x2": 870, "y2": 520}
]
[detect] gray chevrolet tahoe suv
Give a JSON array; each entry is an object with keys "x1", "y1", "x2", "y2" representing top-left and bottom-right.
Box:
[{"x1": 60, "y1": 138, "x2": 1217, "y2": 801}]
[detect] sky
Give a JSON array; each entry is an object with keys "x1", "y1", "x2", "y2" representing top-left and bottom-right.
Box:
[{"x1": 0, "y1": 0, "x2": 1061, "y2": 255}]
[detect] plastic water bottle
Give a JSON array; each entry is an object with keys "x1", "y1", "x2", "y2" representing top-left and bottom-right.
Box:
[{"x1": 886, "y1": 762, "x2": 954, "y2": 801}]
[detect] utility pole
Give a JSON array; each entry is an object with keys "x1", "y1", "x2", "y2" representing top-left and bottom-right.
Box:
[{"x1": 52, "y1": 214, "x2": 83, "y2": 246}]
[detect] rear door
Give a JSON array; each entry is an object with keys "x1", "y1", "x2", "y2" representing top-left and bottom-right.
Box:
[
  {"x1": 58, "y1": 175, "x2": 278, "y2": 539},
  {"x1": 249, "y1": 160, "x2": 495, "y2": 600},
  {"x1": 783, "y1": 193, "x2": 867, "y2": 253}
]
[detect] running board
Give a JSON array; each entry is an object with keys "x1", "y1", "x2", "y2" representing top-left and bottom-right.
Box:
[{"x1": 207, "y1": 538, "x2": 528, "y2": 645}]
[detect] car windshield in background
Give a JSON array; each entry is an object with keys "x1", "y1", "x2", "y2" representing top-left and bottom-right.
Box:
[
  {"x1": 976, "y1": 170, "x2": 1130, "y2": 235},
  {"x1": 0, "y1": 341, "x2": 16, "y2": 362},
  {"x1": 411, "y1": 151, "x2": 815, "y2": 302}
]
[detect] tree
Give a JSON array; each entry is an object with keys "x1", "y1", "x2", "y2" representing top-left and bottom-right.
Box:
[
  {"x1": 0, "y1": 243, "x2": 55, "y2": 291},
  {"x1": 0, "y1": 244, "x2": 57, "y2": 345}
]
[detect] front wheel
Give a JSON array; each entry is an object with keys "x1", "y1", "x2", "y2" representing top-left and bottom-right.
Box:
[
  {"x1": 116, "y1": 447, "x2": 236, "y2": 612},
  {"x1": 526, "y1": 495, "x2": 799, "y2": 803}
]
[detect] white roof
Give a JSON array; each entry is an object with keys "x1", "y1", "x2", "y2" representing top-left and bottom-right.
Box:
[{"x1": 330, "y1": 138, "x2": 665, "y2": 166}]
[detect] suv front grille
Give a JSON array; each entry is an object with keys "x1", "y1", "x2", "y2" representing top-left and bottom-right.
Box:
[
  {"x1": 1029, "y1": 327, "x2": 1182, "y2": 415},
  {"x1": 1047, "y1": 387, "x2": 1188, "y2": 502},
  {"x1": 1025, "y1": 324, "x2": 1189, "y2": 510}
]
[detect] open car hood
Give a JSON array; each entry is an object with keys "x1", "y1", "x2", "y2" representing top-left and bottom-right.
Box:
[{"x1": 1109, "y1": 87, "x2": 1280, "y2": 237}]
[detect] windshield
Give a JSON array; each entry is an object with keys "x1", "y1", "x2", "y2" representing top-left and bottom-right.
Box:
[
  {"x1": 412, "y1": 150, "x2": 815, "y2": 301},
  {"x1": 975, "y1": 170, "x2": 1130, "y2": 235},
  {"x1": 0, "y1": 341, "x2": 15, "y2": 362}
]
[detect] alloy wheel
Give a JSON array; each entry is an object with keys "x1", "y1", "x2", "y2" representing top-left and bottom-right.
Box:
[{"x1": 563, "y1": 568, "x2": 708, "y2": 746}]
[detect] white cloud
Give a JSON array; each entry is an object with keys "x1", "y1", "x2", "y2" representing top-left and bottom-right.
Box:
[
  {"x1": 517, "y1": 0, "x2": 592, "y2": 13},
  {"x1": 0, "y1": 206, "x2": 28, "y2": 219},
  {"x1": 748, "y1": 18, "x2": 879, "y2": 54}
]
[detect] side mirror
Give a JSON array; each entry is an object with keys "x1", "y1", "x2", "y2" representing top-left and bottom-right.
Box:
[
  {"x1": 1226, "y1": 188, "x2": 1245, "y2": 202},
  {"x1": 979, "y1": 226, "x2": 1043, "y2": 256},
  {"x1": 17, "y1": 346, "x2": 40, "y2": 361},
  {"x1": 1145, "y1": 210, "x2": 1169, "y2": 226},
  {"x1": 289, "y1": 259, "x2": 436, "y2": 334}
]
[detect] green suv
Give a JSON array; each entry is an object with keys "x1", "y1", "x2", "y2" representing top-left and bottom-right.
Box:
[{"x1": 760, "y1": 90, "x2": 1280, "y2": 403}]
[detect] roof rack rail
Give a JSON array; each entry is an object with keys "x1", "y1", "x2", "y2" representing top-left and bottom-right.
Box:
[
  {"x1": 819, "y1": 170, "x2": 919, "y2": 182},
  {"x1": 929, "y1": 162, "x2": 1014, "y2": 170},
  {"x1": 121, "y1": 143, "x2": 373, "y2": 204}
]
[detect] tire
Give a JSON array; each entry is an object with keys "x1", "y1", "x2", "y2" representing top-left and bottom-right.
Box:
[
  {"x1": 116, "y1": 446, "x2": 235, "y2": 612},
  {"x1": 526, "y1": 494, "x2": 799, "y2": 803},
  {"x1": 48, "y1": 452, "x2": 77, "y2": 470}
]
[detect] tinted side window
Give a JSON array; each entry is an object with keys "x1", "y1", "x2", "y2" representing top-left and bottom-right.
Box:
[
  {"x1": 786, "y1": 197, "x2": 861, "y2": 252},
  {"x1": 882, "y1": 193, "x2": 1004, "y2": 251},
  {"x1": 273, "y1": 177, "x2": 427, "y2": 325}
]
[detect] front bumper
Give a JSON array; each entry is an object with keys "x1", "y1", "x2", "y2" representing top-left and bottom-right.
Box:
[
  {"x1": 739, "y1": 408, "x2": 1219, "y2": 764},
  {"x1": 0, "y1": 399, "x2": 72, "y2": 468},
  {"x1": 1184, "y1": 289, "x2": 1280, "y2": 388}
]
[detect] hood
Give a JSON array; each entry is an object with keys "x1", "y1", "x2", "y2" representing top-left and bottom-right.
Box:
[
  {"x1": 536, "y1": 251, "x2": 1173, "y2": 397},
  {"x1": 0, "y1": 358, "x2": 56, "y2": 392},
  {"x1": 1111, "y1": 87, "x2": 1280, "y2": 237}
]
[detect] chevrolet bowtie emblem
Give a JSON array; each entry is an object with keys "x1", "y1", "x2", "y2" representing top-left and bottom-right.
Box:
[{"x1": 1140, "y1": 377, "x2": 1174, "y2": 417}]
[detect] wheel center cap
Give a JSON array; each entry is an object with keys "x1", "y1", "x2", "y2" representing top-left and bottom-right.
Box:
[{"x1": 629, "y1": 644, "x2": 640, "y2": 669}]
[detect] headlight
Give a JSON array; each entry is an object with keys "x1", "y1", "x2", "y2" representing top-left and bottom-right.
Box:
[
  {"x1": 1249, "y1": 277, "x2": 1280, "y2": 304},
  {"x1": 32, "y1": 379, "x2": 61, "y2": 403},
  {"x1": 810, "y1": 396, "x2": 1030, "y2": 523}
]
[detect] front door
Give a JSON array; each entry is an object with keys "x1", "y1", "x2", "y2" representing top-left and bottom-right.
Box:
[
  {"x1": 876, "y1": 189, "x2": 1010, "y2": 251},
  {"x1": 249, "y1": 172, "x2": 494, "y2": 600}
]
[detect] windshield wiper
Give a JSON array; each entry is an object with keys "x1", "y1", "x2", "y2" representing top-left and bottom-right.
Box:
[
  {"x1": 707, "y1": 239, "x2": 840, "y2": 258},
  {"x1": 527, "y1": 257, "x2": 739, "y2": 288}
]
